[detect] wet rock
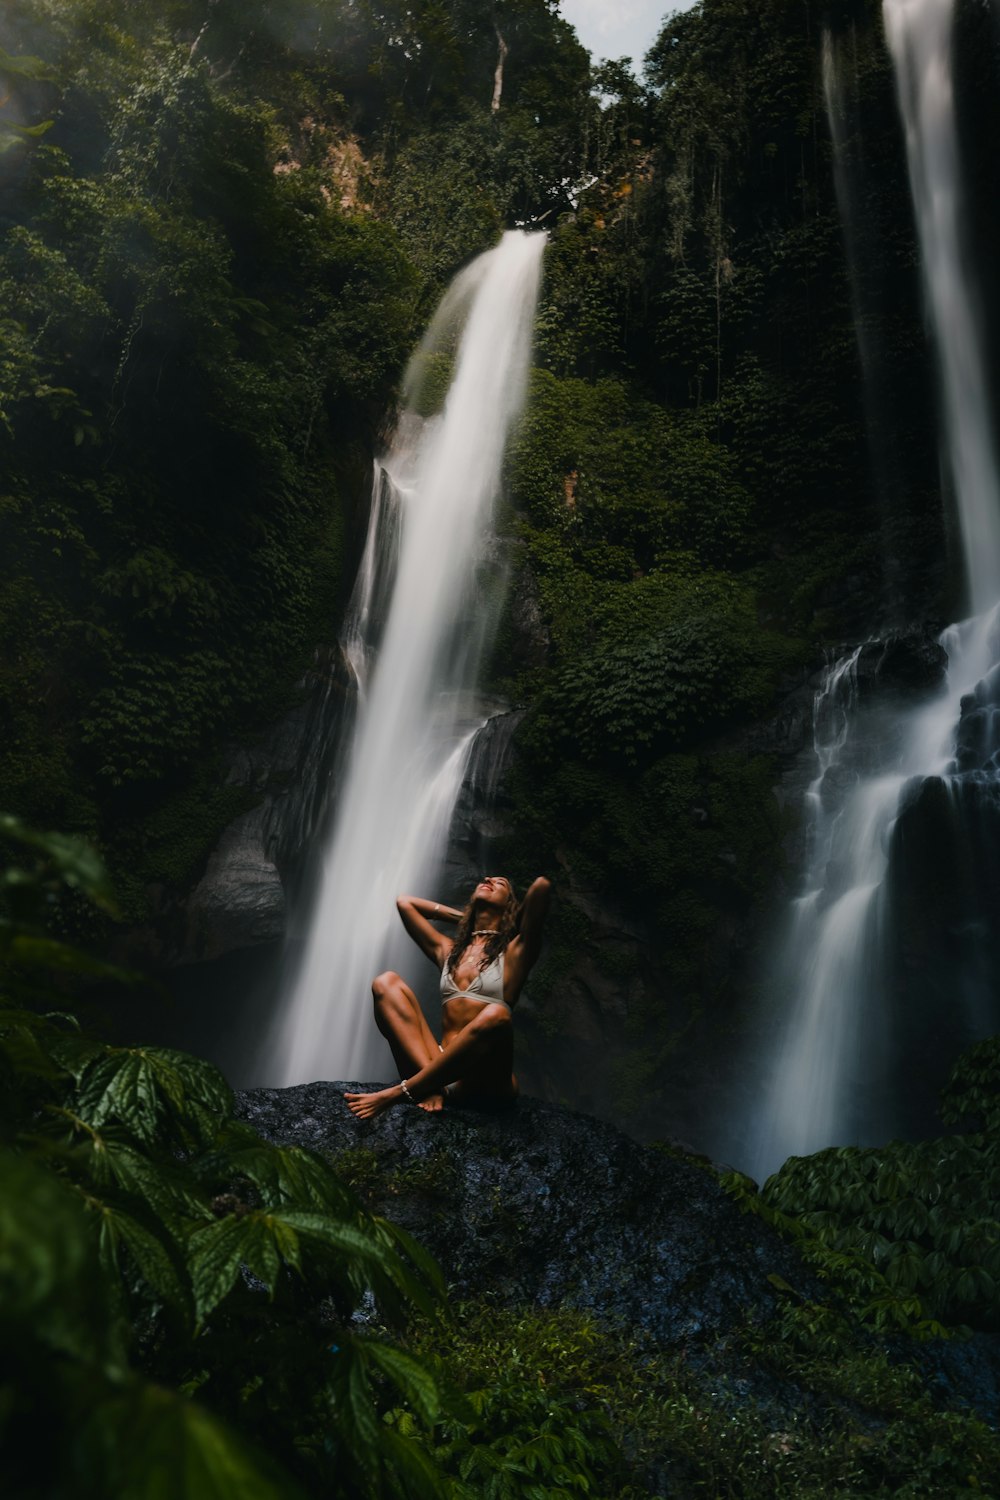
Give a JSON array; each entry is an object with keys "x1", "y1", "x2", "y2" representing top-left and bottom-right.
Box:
[
  {"x1": 234, "y1": 1083, "x2": 808, "y2": 1348},
  {"x1": 183, "y1": 807, "x2": 286, "y2": 962},
  {"x1": 854, "y1": 631, "x2": 948, "y2": 701},
  {"x1": 442, "y1": 707, "x2": 524, "y2": 890},
  {"x1": 172, "y1": 647, "x2": 352, "y2": 965},
  {"x1": 954, "y1": 662, "x2": 1000, "y2": 772},
  {"x1": 504, "y1": 544, "x2": 550, "y2": 673}
]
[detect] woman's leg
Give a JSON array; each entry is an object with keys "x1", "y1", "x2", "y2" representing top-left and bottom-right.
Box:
[
  {"x1": 345, "y1": 1003, "x2": 514, "y2": 1120},
  {"x1": 370, "y1": 971, "x2": 444, "y2": 1113}
]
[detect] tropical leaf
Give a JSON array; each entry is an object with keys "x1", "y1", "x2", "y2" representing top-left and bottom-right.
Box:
[
  {"x1": 0, "y1": 1149, "x2": 123, "y2": 1370},
  {"x1": 196, "y1": 1125, "x2": 358, "y2": 1215},
  {"x1": 97, "y1": 1137, "x2": 209, "y2": 1230},
  {"x1": 0, "y1": 814, "x2": 118, "y2": 913},
  {"x1": 188, "y1": 1211, "x2": 303, "y2": 1322},
  {"x1": 377, "y1": 1425, "x2": 453, "y2": 1500},
  {"x1": 92, "y1": 1195, "x2": 192, "y2": 1317},
  {"x1": 75, "y1": 1382, "x2": 309, "y2": 1500},
  {"x1": 76, "y1": 1046, "x2": 232, "y2": 1148},
  {"x1": 0, "y1": 47, "x2": 55, "y2": 81},
  {"x1": 365, "y1": 1339, "x2": 442, "y2": 1427},
  {"x1": 0, "y1": 121, "x2": 54, "y2": 153}
]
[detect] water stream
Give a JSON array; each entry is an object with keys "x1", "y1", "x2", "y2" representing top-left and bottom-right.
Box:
[
  {"x1": 745, "y1": 0, "x2": 1000, "y2": 1179},
  {"x1": 271, "y1": 231, "x2": 545, "y2": 1086}
]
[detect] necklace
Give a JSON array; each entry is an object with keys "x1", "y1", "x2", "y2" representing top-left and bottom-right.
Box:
[{"x1": 471, "y1": 929, "x2": 501, "y2": 939}]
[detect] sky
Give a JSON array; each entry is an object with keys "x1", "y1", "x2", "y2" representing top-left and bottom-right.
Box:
[{"x1": 558, "y1": 1, "x2": 700, "y2": 78}]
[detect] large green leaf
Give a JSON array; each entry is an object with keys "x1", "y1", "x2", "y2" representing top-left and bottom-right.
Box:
[
  {"x1": 377, "y1": 1425, "x2": 452, "y2": 1500},
  {"x1": 0, "y1": 815, "x2": 118, "y2": 913},
  {"x1": 188, "y1": 1211, "x2": 302, "y2": 1322},
  {"x1": 197, "y1": 1126, "x2": 359, "y2": 1215},
  {"x1": 364, "y1": 1339, "x2": 442, "y2": 1427},
  {"x1": 76, "y1": 1046, "x2": 232, "y2": 1148},
  {"x1": 75, "y1": 1382, "x2": 309, "y2": 1500},
  {"x1": 0, "y1": 1150, "x2": 122, "y2": 1370},
  {"x1": 92, "y1": 1195, "x2": 192, "y2": 1317},
  {"x1": 96, "y1": 1137, "x2": 210, "y2": 1231},
  {"x1": 0, "y1": 48, "x2": 55, "y2": 82}
]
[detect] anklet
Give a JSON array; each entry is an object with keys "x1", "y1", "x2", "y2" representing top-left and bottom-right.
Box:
[{"x1": 400, "y1": 1078, "x2": 416, "y2": 1104}]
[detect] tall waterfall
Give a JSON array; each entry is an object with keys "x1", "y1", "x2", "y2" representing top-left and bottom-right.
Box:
[
  {"x1": 272, "y1": 231, "x2": 545, "y2": 1087},
  {"x1": 883, "y1": 0, "x2": 1000, "y2": 613},
  {"x1": 744, "y1": 0, "x2": 1000, "y2": 1180}
]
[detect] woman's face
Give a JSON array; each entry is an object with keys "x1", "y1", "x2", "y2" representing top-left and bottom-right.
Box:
[{"x1": 474, "y1": 875, "x2": 512, "y2": 908}]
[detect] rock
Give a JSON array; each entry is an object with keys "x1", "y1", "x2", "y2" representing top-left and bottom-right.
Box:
[
  {"x1": 234, "y1": 1083, "x2": 808, "y2": 1348},
  {"x1": 439, "y1": 707, "x2": 524, "y2": 891},
  {"x1": 854, "y1": 632, "x2": 948, "y2": 701},
  {"x1": 233, "y1": 1084, "x2": 1000, "y2": 1431},
  {"x1": 954, "y1": 661, "x2": 1000, "y2": 772},
  {"x1": 172, "y1": 647, "x2": 353, "y2": 965},
  {"x1": 183, "y1": 807, "x2": 286, "y2": 962}
]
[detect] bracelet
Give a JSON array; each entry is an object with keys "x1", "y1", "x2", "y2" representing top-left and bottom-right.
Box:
[
  {"x1": 400, "y1": 1078, "x2": 416, "y2": 1104},
  {"x1": 434, "y1": 903, "x2": 440, "y2": 913}
]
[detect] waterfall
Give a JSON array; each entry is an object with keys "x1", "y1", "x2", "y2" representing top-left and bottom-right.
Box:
[
  {"x1": 743, "y1": 0, "x2": 1000, "y2": 1180},
  {"x1": 271, "y1": 230, "x2": 546, "y2": 1087},
  {"x1": 883, "y1": 0, "x2": 1000, "y2": 614}
]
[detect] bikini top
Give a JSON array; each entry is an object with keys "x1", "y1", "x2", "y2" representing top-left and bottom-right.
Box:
[{"x1": 440, "y1": 949, "x2": 510, "y2": 1013}]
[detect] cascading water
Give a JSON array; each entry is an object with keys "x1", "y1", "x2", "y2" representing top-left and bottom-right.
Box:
[
  {"x1": 743, "y1": 0, "x2": 1000, "y2": 1180},
  {"x1": 883, "y1": 0, "x2": 1000, "y2": 612},
  {"x1": 271, "y1": 231, "x2": 545, "y2": 1087}
]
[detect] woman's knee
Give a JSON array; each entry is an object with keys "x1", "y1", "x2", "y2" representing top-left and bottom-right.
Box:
[
  {"x1": 469, "y1": 1004, "x2": 512, "y2": 1037},
  {"x1": 372, "y1": 970, "x2": 403, "y2": 1003}
]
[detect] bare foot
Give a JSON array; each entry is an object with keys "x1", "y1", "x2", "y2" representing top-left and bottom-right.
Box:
[
  {"x1": 344, "y1": 1086, "x2": 400, "y2": 1120},
  {"x1": 419, "y1": 1092, "x2": 445, "y2": 1113}
]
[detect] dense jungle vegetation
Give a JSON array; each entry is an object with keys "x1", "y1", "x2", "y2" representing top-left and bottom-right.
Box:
[
  {"x1": 3, "y1": 0, "x2": 1000, "y2": 1493},
  {"x1": 0, "y1": 0, "x2": 966, "y2": 1072},
  {"x1": 4, "y1": 815, "x2": 1000, "y2": 1495}
]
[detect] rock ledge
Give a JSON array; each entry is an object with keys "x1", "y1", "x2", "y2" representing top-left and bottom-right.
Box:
[{"x1": 236, "y1": 1083, "x2": 805, "y2": 1348}]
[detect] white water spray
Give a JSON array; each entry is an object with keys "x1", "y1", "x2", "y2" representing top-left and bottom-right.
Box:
[
  {"x1": 883, "y1": 0, "x2": 1000, "y2": 613},
  {"x1": 747, "y1": 612, "x2": 1000, "y2": 1178},
  {"x1": 272, "y1": 231, "x2": 545, "y2": 1086},
  {"x1": 745, "y1": 0, "x2": 1000, "y2": 1179}
]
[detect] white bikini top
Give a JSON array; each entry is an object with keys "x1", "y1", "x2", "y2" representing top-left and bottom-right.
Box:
[{"x1": 440, "y1": 950, "x2": 510, "y2": 1012}]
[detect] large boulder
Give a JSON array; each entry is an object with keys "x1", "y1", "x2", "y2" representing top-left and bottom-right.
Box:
[{"x1": 235, "y1": 1083, "x2": 807, "y2": 1348}]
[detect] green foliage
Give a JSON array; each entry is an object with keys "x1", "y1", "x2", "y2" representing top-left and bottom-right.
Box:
[
  {"x1": 401, "y1": 1304, "x2": 620, "y2": 1498},
  {"x1": 0, "y1": 2, "x2": 417, "y2": 903},
  {"x1": 719, "y1": 1040, "x2": 1000, "y2": 1338},
  {"x1": 0, "y1": 45, "x2": 55, "y2": 154},
  {"x1": 402, "y1": 1295, "x2": 1000, "y2": 1498},
  {"x1": 940, "y1": 1035, "x2": 1000, "y2": 1131},
  {"x1": 0, "y1": 828, "x2": 456, "y2": 1498},
  {"x1": 508, "y1": 370, "x2": 755, "y2": 575}
]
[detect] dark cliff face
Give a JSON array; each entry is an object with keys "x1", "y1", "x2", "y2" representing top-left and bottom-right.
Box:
[{"x1": 235, "y1": 1083, "x2": 806, "y2": 1349}]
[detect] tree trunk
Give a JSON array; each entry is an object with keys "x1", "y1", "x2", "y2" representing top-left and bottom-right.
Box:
[{"x1": 491, "y1": 27, "x2": 508, "y2": 114}]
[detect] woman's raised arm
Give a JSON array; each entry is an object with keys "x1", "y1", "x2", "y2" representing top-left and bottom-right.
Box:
[
  {"x1": 396, "y1": 895, "x2": 458, "y2": 965},
  {"x1": 511, "y1": 876, "x2": 552, "y2": 969}
]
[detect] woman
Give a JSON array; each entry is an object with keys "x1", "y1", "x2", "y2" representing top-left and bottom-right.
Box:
[{"x1": 344, "y1": 874, "x2": 551, "y2": 1119}]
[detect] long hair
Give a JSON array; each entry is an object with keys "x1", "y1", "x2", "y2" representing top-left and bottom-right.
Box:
[{"x1": 446, "y1": 879, "x2": 520, "y2": 974}]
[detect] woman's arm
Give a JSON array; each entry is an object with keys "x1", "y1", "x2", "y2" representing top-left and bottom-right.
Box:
[
  {"x1": 506, "y1": 876, "x2": 552, "y2": 984},
  {"x1": 405, "y1": 896, "x2": 462, "y2": 923},
  {"x1": 396, "y1": 895, "x2": 458, "y2": 965}
]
